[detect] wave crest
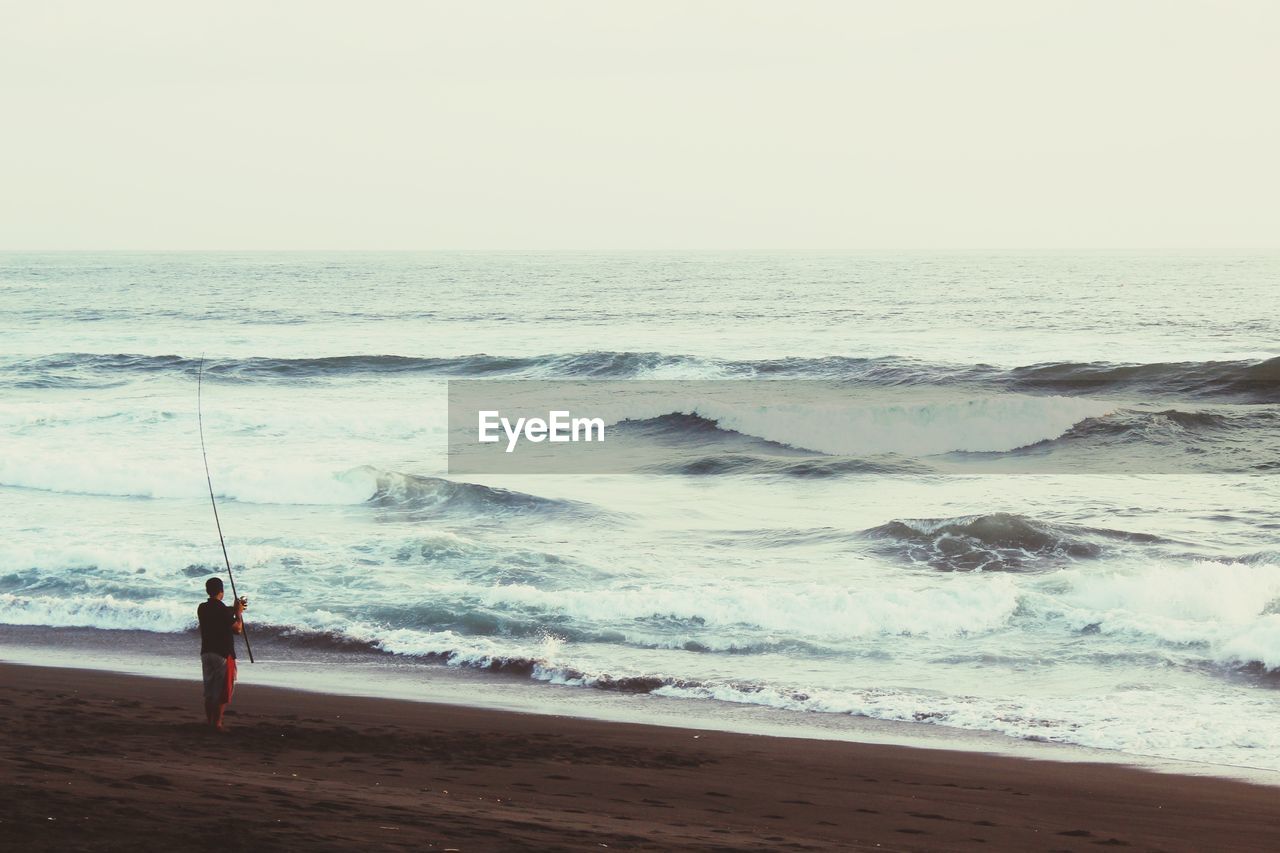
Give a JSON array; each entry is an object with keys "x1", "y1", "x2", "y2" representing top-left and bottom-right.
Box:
[
  {"x1": 6, "y1": 351, "x2": 1277, "y2": 400},
  {"x1": 866, "y1": 513, "x2": 1166, "y2": 572},
  {"x1": 365, "y1": 468, "x2": 589, "y2": 518}
]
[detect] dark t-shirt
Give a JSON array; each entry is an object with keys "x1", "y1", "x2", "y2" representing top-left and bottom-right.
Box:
[{"x1": 197, "y1": 598, "x2": 237, "y2": 659}]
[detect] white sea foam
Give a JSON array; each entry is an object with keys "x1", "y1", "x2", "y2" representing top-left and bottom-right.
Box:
[
  {"x1": 1036, "y1": 559, "x2": 1280, "y2": 668},
  {"x1": 653, "y1": 679, "x2": 1280, "y2": 769},
  {"x1": 1217, "y1": 616, "x2": 1280, "y2": 670},
  {"x1": 459, "y1": 577, "x2": 1021, "y2": 640},
  {"x1": 0, "y1": 593, "x2": 196, "y2": 633}
]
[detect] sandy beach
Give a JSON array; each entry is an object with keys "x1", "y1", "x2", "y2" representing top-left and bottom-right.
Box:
[{"x1": 2, "y1": 662, "x2": 1277, "y2": 852}]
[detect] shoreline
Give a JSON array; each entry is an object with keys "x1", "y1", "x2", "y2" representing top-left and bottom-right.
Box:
[
  {"x1": 4, "y1": 624, "x2": 1279, "y2": 789},
  {"x1": 4, "y1": 661, "x2": 1280, "y2": 851}
]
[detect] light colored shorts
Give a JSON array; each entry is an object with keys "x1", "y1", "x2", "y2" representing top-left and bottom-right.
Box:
[{"x1": 201, "y1": 653, "x2": 237, "y2": 704}]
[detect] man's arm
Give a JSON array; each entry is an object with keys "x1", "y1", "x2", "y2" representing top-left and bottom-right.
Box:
[{"x1": 231, "y1": 597, "x2": 245, "y2": 635}]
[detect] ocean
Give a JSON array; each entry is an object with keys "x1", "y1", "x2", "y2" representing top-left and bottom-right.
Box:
[{"x1": 2, "y1": 252, "x2": 1278, "y2": 771}]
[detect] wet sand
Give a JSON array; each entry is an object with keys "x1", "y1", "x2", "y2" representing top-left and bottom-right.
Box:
[{"x1": 2, "y1": 662, "x2": 1277, "y2": 851}]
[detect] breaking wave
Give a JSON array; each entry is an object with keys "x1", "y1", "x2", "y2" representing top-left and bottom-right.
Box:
[
  {"x1": 865, "y1": 513, "x2": 1171, "y2": 572},
  {"x1": 959, "y1": 407, "x2": 1280, "y2": 472},
  {"x1": 1007, "y1": 357, "x2": 1280, "y2": 402},
  {"x1": 365, "y1": 468, "x2": 589, "y2": 518},
  {"x1": 1018, "y1": 408, "x2": 1274, "y2": 448},
  {"x1": 5, "y1": 351, "x2": 1277, "y2": 400},
  {"x1": 612, "y1": 397, "x2": 1112, "y2": 457},
  {"x1": 0, "y1": 459, "x2": 586, "y2": 519}
]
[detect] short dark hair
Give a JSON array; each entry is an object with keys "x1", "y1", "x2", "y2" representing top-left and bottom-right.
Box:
[{"x1": 205, "y1": 577, "x2": 224, "y2": 596}]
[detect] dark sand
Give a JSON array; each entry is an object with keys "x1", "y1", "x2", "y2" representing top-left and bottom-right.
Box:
[{"x1": 2, "y1": 663, "x2": 1277, "y2": 851}]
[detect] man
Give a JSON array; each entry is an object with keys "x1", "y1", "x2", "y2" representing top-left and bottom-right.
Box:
[{"x1": 198, "y1": 577, "x2": 246, "y2": 732}]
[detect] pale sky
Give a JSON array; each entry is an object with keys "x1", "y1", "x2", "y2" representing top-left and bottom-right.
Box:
[{"x1": 1, "y1": 1, "x2": 1276, "y2": 250}]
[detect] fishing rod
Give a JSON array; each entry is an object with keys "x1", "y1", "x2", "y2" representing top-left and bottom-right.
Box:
[{"x1": 197, "y1": 355, "x2": 255, "y2": 663}]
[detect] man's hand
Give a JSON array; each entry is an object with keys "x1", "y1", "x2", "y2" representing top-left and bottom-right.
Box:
[{"x1": 232, "y1": 595, "x2": 246, "y2": 634}]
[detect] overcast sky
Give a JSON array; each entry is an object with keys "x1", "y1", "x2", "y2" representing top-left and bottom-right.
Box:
[{"x1": 1, "y1": 1, "x2": 1276, "y2": 250}]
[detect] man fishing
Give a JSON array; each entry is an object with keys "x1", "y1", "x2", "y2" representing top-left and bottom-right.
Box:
[{"x1": 198, "y1": 577, "x2": 247, "y2": 732}]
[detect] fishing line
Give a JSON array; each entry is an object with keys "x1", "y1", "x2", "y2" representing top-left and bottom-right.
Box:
[{"x1": 197, "y1": 354, "x2": 255, "y2": 663}]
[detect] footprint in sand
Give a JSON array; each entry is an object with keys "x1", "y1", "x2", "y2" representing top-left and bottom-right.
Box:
[{"x1": 128, "y1": 774, "x2": 172, "y2": 787}]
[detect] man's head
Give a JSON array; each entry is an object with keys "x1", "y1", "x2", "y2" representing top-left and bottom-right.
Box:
[{"x1": 205, "y1": 577, "x2": 224, "y2": 599}]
